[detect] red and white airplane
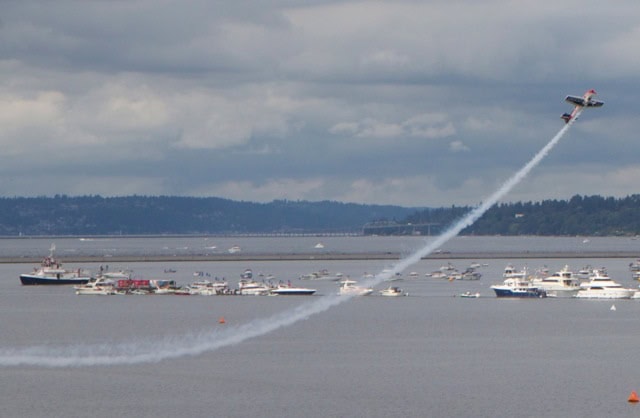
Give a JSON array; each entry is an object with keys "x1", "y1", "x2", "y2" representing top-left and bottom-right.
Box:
[{"x1": 561, "y1": 89, "x2": 604, "y2": 123}]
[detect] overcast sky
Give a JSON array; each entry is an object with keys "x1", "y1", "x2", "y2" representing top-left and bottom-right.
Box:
[{"x1": 0, "y1": 1, "x2": 637, "y2": 207}]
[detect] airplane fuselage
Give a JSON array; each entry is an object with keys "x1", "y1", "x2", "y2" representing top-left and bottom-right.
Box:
[{"x1": 561, "y1": 89, "x2": 603, "y2": 123}]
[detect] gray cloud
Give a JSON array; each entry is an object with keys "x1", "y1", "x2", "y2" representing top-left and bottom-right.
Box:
[{"x1": 0, "y1": 1, "x2": 638, "y2": 207}]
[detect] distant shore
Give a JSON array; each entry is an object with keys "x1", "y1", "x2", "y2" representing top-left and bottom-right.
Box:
[{"x1": 3, "y1": 251, "x2": 639, "y2": 264}]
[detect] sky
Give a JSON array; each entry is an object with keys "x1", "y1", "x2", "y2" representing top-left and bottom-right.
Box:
[{"x1": 0, "y1": 1, "x2": 638, "y2": 208}]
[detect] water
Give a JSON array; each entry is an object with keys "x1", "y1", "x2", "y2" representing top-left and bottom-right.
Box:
[{"x1": 2, "y1": 236, "x2": 640, "y2": 417}]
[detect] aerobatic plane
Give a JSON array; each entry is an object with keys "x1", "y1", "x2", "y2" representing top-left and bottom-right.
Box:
[{"x1": 561, "y1": 89, "x2": 604, "y2": 123}]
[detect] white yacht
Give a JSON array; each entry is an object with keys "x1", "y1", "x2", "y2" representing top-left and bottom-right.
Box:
[
  {"x1": 338, "y1": 279, "x2": 373, "y2": 296},
  {"x1": 531, "y1": 265, "x2": 581, "y2": 298},
  {"x1": 575, "y1": 269, "x2": 635, "y2": 299}
]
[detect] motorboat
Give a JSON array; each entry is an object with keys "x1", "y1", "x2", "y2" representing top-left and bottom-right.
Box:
[
  {"x1": 228, "y1": 245, "x2": 242, "y2": 254},
  {"x1": 530, "y1": 265, "x2": 581, "y2": 298},
  {"x1": 491, "y1": 278, "x2": 546, "y2": 298},
  {"x1": 188, "y1": 279, "x2": 229, "y2": 295},
  {"x1": 238, "y1": 279, "x2": 271, "y2": 295},
  {"x1": 575, "y1": 269, "x2": 635, "y2": 299},
  {"x1": 459, "y1": 291, "x2": 480, "y2": 298},
  {"x1": 459, "y1": 268, "x2": 481, "y2": 281},
  {"x1": 20, "y1": 244, "x2": 91, "y2": 285},
  {"x1": 270, "y1": 284, "x2": 316, "y2": 296},
  {"x1": 379, "y1": 286, "x2": 407, "y2": 297},
  {"x1": 338, "y1": 279, "x2": 373, "y2": 296},
  {"x1": 74, "y1": 278, "x2": 116, "y2": 295},
  {"x1": 503, "y1": 264, "x2": 527, "y2": 279},
  {"x1": 150, "y1": 279, "x2": 178, "y2": 294}
]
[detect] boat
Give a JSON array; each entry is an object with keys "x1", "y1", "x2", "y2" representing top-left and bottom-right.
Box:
[
  {"x1": 459, "y1": 291, "x2": 480, "y2": 298},
  {"x1": 491, "y1": 278, "x2": 546, "y2": 298},
  {"x1": 503, "y1": 264, "x2": 527, "y2": 279},
  {"x1": 228, "y1": 245, "x2": 242, "y2": 254},
  {"x1": 74, "y1": 278, "x2": 116, "y2": 295},
  {"x1": 530, "y1": 265, "x2": 581, "y2": 298},
  {"x1": 379, "y1": 286, "x2": 406, "y2": 296},
  {"x1": 20, "y1": 244, "x2": 92, "y2": 286},
  {"x1": 270, "y1": 284, "x2": 316, "y2": 296},
  {"x1": 314, "y1": 242, "x2": 325, "y2": 249},
  {"x1": 575, "y1": 269, "x2": 635, "y2": 299},
  {"x1": 338, "y1": 279, "x2": 373, "y2": 296},
  {"x1": 150, "y1": 279, "x2": 179, "y2": 294},
  {"x1": 187, "y1": 279, "x2": 229, "y2": 295},
  {"x1": 238, "y1": 279, "x2": 271, "y2": 295}
]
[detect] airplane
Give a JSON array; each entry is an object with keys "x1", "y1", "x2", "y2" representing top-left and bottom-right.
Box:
[{"x1": 561, "y1": 89, "x2": 604, "y2": 123}]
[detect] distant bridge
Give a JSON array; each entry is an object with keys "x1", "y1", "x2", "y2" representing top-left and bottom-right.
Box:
[{"x1": 362, "y1": 221, "x2": 440, "y2": 236}]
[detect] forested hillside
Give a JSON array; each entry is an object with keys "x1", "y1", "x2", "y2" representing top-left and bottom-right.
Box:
[
  {"x1": 0, "y1": 195, "x2": 415, "y2": 236},
  {"x1": 402, "y1": 195, "x2": 640, "y2": 236}
]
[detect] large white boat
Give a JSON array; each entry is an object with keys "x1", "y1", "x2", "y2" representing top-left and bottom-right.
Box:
[
  {"x1": 575, "y1": 269, "x2": 635, "y2": 299},
  {"x1": 491, "y1": 278, "x2": 546, "y2": 298},
  {"x1": 530, "y1": 265, "x2": 581, "y2": 298},
  {"x1": 338, "y1": 279, "x2": 373, "y2": 296}
]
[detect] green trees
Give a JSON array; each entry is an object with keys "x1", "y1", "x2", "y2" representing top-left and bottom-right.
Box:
[{"x1": 402, "y1": 194, "x2": 640, "y2": 236}]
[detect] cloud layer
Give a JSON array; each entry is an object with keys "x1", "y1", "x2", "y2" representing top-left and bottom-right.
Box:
[{"x1": 0, "y1": 1, "x2": 638, "y2": 206}]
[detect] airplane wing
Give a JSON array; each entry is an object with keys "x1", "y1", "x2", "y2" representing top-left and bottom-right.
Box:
[
  {"x1": 587, "y1": 100, "x2": 604, "y2": 107},
  {"x1": 565, "y1": 96, "x2": 585, "y2": 106}
]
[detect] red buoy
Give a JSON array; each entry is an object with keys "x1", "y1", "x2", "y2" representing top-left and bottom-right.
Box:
[
  {"x1": 628, "y1": 391, "x2": 639, "y2": 403},
  {"x1": 218, "y1": 317, "x2": 226, "y2": 324}
]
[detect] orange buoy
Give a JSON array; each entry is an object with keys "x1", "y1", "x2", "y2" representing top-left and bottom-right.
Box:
[
  {"x1": 218, "y1": 316, "x2": 226, "y2": 324},
  {"x1": 628, "y1": 391, "x2": 639, "y2": 403}
]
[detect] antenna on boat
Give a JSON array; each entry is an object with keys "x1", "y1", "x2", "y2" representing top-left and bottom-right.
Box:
[{"x1": 49, "y1": 243, "x2": 56, "y2": 255}]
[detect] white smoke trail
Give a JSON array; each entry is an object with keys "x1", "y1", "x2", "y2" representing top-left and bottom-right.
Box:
[{"x1": 0, "y1": 112, "x2": 580, "y2": 368}]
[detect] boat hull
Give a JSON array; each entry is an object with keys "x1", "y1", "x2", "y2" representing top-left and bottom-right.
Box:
[
  {"x1": 20, "y1": 274, "x2": 90, "y2": 286},
  {"x1": 574, "y1": 290, "x2": 635, "y2": 299},
  {"x1": 270, "y1": 288, "x2": 316, "y2": 296},
  {"x1": 492, "y1": 287, "x2": 546, "y2": 298}
]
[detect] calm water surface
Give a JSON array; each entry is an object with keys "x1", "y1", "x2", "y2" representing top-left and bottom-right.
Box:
[{"x1": 2, "y1": 237, "x2": 640, "y2": 417}]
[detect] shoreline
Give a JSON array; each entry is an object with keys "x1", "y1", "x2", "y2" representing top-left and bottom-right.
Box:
[{"x1": 3, "y1": 251, "x2": 639, "y2": 264}]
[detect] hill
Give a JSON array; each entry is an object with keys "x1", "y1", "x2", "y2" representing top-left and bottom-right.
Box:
[{"x1": 0, "y1": 195, "x2": 417, "y2": 236}]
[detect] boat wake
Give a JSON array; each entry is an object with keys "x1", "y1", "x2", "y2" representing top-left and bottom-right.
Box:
[{"x1": 0, "y1": 112, "x2": 581, "y2": 368}]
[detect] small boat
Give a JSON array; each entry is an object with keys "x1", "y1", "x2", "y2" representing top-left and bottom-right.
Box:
[
  {"x1": 270, "y1": 284, "x2": 316, "y2": 296},
  {"x1": 491, "y1": 278, "x2": 546, "y2": 298},
  {"x1": 503, "y1": 264, "x2": 527, "y2": 279},
  {"x1": 74, "y1": 278, "x2": 116, "y2": 295},
  {"x1": 338, "y1": 279, "x2": 373, "y2": 296},
  {"x1": 459, "y1": 291, "x2": 480, "y2": 298},
  {"x1": 314, "y1": 242, "x2": 325, "y2": 249},
  {"x1": 150, "y1": 279, "x2": 179, "y2": 294},
  {"x1": 20, "y1": 244, "x2": 91, "y2": 286},
  {"x1": 228, "y1": 245, "x2": 242, "y2": 254},
  {"x1": 379, "y1": 286, "x2": 407, "y2": 297},
  {"x1": 238, "y1": 279, "x2": 271, "y2": 295}
]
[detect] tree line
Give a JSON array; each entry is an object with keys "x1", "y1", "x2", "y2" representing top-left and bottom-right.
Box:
[
  {"x1": 0, "y1": 194, "x2": 638, "y2": 236},
  {"x1": 401, "y1": 194, "x2": 640, "y2": 236},
  {"x1": 0, "y1": 195, "x2": 414, "y2": 236}
]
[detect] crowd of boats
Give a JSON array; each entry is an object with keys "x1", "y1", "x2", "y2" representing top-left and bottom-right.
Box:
[
  {"x1": 18, "y1": 246, "x2": 640, "y2": 300},
  {"x1": 489, "y1": 263, "x2": 640, "y2": 299},
  {"x1": 17, "y1": 249, "x2": 407, "y2": 297}
]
